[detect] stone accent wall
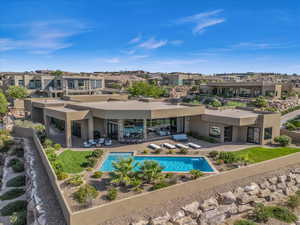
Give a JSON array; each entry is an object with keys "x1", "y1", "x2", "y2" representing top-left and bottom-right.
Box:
[{"x1": 132, "y1": 168, "x2": 300, "y2": 225}]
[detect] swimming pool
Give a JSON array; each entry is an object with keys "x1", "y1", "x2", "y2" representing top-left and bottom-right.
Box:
[{"x1": 99, "y1": 152, "x2": 215, "y2": 173}]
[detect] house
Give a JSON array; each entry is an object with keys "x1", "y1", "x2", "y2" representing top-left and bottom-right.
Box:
[{"x1": 25, "y1": 97, "x2": 280, "y2": 147}]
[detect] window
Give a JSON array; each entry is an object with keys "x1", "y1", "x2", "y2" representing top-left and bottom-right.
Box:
[
  {"x1": 18, "y1": 80, "x2": 24, "y2": 86},
  {"x1": 264, "y1": 127, "x2": 272, "y2": 140},
  {"x1": 209, "y1": 126, "x2": 221, "y2": 138}
]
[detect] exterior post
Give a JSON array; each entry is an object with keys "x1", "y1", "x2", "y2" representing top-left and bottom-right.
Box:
[
  {"x1": 143, "y1": 119, "x2": 147, "y2": 140},
  {"x1": 117, "y1": 119, "x2": 124, "y2": 141},
  {"x1": 44, "y1": 115, "x2": 50, "y2": 137},
  {"x1": 65, "y1": 119, "x2": 72, "y2": 148},
  {"x1": 88, "y1": 117, "x2": 94, "y2": 140}
]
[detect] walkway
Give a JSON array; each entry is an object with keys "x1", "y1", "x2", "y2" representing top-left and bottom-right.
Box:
[{"x1": 281, "y1": 109, "x2": 300, "y2": 126}]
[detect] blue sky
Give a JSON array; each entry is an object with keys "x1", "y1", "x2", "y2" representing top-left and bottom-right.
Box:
[{"x1": 1, "y1": 0, "x2": 300, "y2": 74}]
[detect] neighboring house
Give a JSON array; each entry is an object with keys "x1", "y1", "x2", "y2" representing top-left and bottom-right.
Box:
[
  {"x1": 102, "y1": 74, "x2": 145, "y2": 89},
  {"x1": 203, "y1": 81, "x2": 282, "y2": 99},
  {"x1": 26, "y1": 98, "x2": 280, "y2": 147},
  {"x1": 0, "y1": 72, "x2": 105, "y2": 97}
]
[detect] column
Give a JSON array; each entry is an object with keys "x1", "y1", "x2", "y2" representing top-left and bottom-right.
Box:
[
  {"x1": 88, "y1": 117, "x2": 94, "y2": 140},
  {"x1": 65, "y1": 120, "x2": 72, "y2": 148},
  {"x1": 220, "y1": 125, "x2": 225, "y2": 143},
  {"x1": 117, "y1": 119, "x2": 124, "y2": 141},
  {"x1": 44, "y1": 115, "x2": 50, "y2": 137},
  {"x1": 143, "y1": 119, "x2": 147, "y2": 140},
  {"x1": 80, "y1": 120, "x2": 88, "y2": 141}
]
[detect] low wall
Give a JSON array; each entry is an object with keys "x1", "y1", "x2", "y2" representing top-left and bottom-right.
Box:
[
  {"x1": 13, "y1": 127, "x2": 72, "y2": 225},
  {"x1": 281, "y1": 128, "x2": 300, "y2": 144},
  {"x1": 14, "y1": 126, "x2": 300, "y2": 225}
]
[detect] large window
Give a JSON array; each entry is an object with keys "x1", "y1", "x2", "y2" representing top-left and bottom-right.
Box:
[
  {"x1": 209, "y1": 126, "x2": 221, "y2": 138},
  {"x1": 28, "y1": 80, "x2": 41, "y2": 89},
  {"x1": 123, "y1": 120, "x2": 144, "y2": 139},
  {"x1": 18, "y1": 80, "x2": 24, "y2": 87},
  {"x1": 264, "y1": 127, "x2": 272, "y2": 140}
]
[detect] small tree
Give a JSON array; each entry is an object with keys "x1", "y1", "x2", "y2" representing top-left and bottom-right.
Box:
[
  {"x1": 110, "y1": 157, "x2": 138, "y2": 186},
  {"x1": 0, "y1": 92, "x2": 8, "y2": 115},
  {"x1": 274, "y1": 135, "x2": 291, "y2": 146},
  {"x1": 7, "y1": 86, "x2": 28, "y2": 99},
  {"x1": 254, "y1": 96, "x2": 268, "y2": 108},
  {"x1": 73, "y1": 184, "x2": 98, "y2": 204},
  {"x1": 139, "y1": 160, "x2": 164, "y2": 184}
]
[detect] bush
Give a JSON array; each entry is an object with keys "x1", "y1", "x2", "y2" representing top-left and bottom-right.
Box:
[
  {"x1": 86, "y1": 157, "x2": 97, "y2": 168},
  {"x1": 286, "y1": 122, "x2": 297, "y2": 131},
  {"x1": 254, "y1": 96, "x2": 268, "y2": 108},
  {"x1": 107, "y1": 187, "x2": 117, "y2": 200},
  {"x1": 7, "y1": 176, "x2": 26, "y2": 187},
  {"x1": 66, "y1": 175, "x2": 83, "y2": 186},
  {"x1": 12, "y1": 161, "x2": 24, "y2": 173},
  {"x1": 141, "y1": 149, "x2": 149, "y2": 154},
  {"x1": 210, "y1": 99, "x2": 222, "y2": 107},
  {"x1": 56, "y1": 171, "x2": 69, "y2": 181},
  {"x1": 251, "y1": 203, "x2": 270, "y2": 223},
  {"x1": 0, "y1": 200, "x2": 27, "y2": 216},
  {"x1": 9, "y1": 210, "x2": 26, "y2": 225},
  {"x1": 0, "y1": 189, "x2": 25, "y2": 201},
  {"x1": 43, "y1": 138, "x2": 54, "y2": 148},
  {"x1": 151, "y1": 181, "x2": 170, "y2": 190},
  {"x1": 179, "y1": 148, "x2": 188, "y2": 154},
  {"x1": 234, "y1": 220, "x2": 256, "y2": 225},
  {"x1": 153, "y1": 148, "x2": 162, "y2": 154},
  {"x1": 189, "y1": 170, "x2": 204, "y2": 179},
  {"x1": 167, "y1": 149, "x2": 175, "y2": 154},
  {"x1": 209, "y1": 151, "x2": 219, "y2": 158},
  {"x1": 218, "y1": 152, "x2": 239, "y2": 164},
  {"x1": 287, "y1": 195, "x2": 300, "y2": 209},
  {"x1": 274, "y1": 135, "x2": 291, "y2": 146},
  {"x1": 92, "y1": 171, "x2": 103, "y2": 178},
  {"x1": 266, "y1": 206, "x2": 297, "y2": 223},
  {"x1": 53, "y1": 144, "x2": 61, "y2": 151},
  {"x1": 8, "y1": 158, "x2": 20, "y2": 167},
  {"x1": 73, "y1": 184, "x2": 98, "y2": 204},
  {"x1": 91, "y1": 149, "x2": 104, "y2": 158}
]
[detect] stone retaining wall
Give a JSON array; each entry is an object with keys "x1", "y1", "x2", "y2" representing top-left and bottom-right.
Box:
[
  {"x1": 133, "y1": 167, "x2": 300, "y2": 225},
  {"x1": 281, "y1": 128, "x2": 300, "y2": 144}
]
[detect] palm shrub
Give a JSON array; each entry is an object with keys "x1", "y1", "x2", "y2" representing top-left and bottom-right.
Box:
[
  {"x1": 9, "y1": 210, "x2": 27, "y2": 225},
  {"x1": 12, "y1": 161, "x2": 24, "y2": 173},
  {"x1": 151, "y1": 180, "x2": 169, "y2": 190},
  {"x1": 91, "y1": 149, "x2": 103, "y2": 158},
  {"x1": 189, "y1": 170, "x2": 204, "y2": 179},
  {"x1": 92, "y1": 171, "x2": 103, "y2": 179},
  {"x1": 0, "y1": 200, "x2": 27, "y2": 216},
  {"x1": 7, "y1": 176, "x2": 26, "y2": 187},
  {"x1": 66, "y1": 175, "x2": 84, "y2": 186},
  {"x1": 0, "y1": 189, "x2": 25, "y2": 201},
  {"x1": 56, "y1": 171, "x2": 69, "y2": 181},
  {"x1": 110, "y1": 157, "x2": 138, "y2": 186},
  {"x1": 130, "y1": 178, "x2": 143, "y2": 192},
  {"x1": 73, "y1": 184, "x2": 98, "y2": 204},
  {"x1": 179, "y1": 148, "x2": 188, "y2": 154},
  {"x1": 43, "y1": 138, "x2": 53, "y2": 148},
  {"x1": 139, "y1": 160, "x2": 164, "y2": 184},
  {"x1": 251, "y1": 203, "x2": 270, "y2": 223},
  {"x1": 218, "y1": 152, "x2": 239, "y2": 164},
  {"x1": 209, "y1": 151, "x2": 219, "y2": 158}
]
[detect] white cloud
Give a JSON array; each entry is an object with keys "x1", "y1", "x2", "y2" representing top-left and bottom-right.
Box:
[
  {"x1": 138, "y1": 38, "x2": 167, "y2": 49},
  {"x1": 105, "y1": 57, "x2": 121, "y2": 63},
  {"x1": 0, "y1": 19, "x2": 89, "y2": 54},
  {"x1": 170, "y1": 40, "x2": 184, "y2": 45},
  {"x1": 231, "y1": 42, "x2": 283, "y2": 50},
  {"x1": 177, "y1": 9, "x2": 225, "y2": 34},
  {"x1": 129, "y1": 34, "x2": 142, "y2": 44}
]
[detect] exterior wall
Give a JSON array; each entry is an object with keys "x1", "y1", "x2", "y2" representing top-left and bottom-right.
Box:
[
  {"x1": 281, "y1": 129, "x2": 300, "y2": 144},
  {"x1": 259, "y1": 113, "x2": 281, "y2": 145},
  {"x1": 94, "y1": 118, "x2": 106, "y2": 137},
  {"x1": 31, "y1": 107, "x2": 44, "y2": 123}
]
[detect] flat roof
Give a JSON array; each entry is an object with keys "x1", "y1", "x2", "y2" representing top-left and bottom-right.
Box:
[
  {"x1": 204, "y1": 109, "x2": 258, "y2": 118},
  {"x1": 70, "y1": 100, "x2": 192, "y2": 110}
]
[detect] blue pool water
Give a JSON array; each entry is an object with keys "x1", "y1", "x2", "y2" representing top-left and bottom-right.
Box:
[{"x1": 100, "y1": 152, "x2": 214, "y2": 172}]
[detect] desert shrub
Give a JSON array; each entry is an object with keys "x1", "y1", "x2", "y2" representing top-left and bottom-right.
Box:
[
  {"x1": 210, "y1": 99, "x2": 222, "y2": 107},
  {"x1": 12, "y1": 161, "x2": 24, "y2": 173},
  {"x1": 130, "y1": 178, "x2": 143, "y2": 191},
  {"x1": 73, "y1": 184, "x2": 98, "y2": 204},
  {"x1": 86, "y1": 157, "x2": 97, "y2": 168},
  {"x1": 165, "y1": 173, "x2": 175, "y2": 179},
  {"x1": 216, "y1": 159, "x2": 224, "y2": 165},
  {"x1": 92, "y1": 171, "x2": 103, "y2": 178},
  {"x1": 53, "y1": 144, "x2": 61, "y2": 151},
  {"x1": 189, "y1": 170, "x2": 204, "y2": 179},
  {"x1": 56, "y1": 171, "x2": 69, "y2": 181},
  {"x1": 141, "y1": 149, "x2": 149, "y2": 154},
  {"x1": 287, "y1": 195, "x2": 300, "y2": 209},
  {"x1": 151, "y1": 180, "x2": 169, "y2": 190},
  {"x1": 66, "y1": 175, "x2": 83, "y2": 186},
  {"x1": 218, "y1": 152, "x2": 239, "y2": 164},
  {"x1": 86, "y1": 167, "x2": 93, "y2": 172},
  {"x1": 254, "y1": 96, "x2": 268, "y2": 108},
  {"x1": 234, "y1": 220, "x2": 256, "y2": 225},
  {"x1": 167, "y1": 149, "x2": 175, "y2": 154},
  {"x1": 8, "y1": 158, "x2": 20, "y2": 167},
  {"x1": 43, "y1": 138, "x2": 53, "y2": 148},
  {"x1": 274, "y1": 135, "x2": 291, "y2": 146},
  {"x1": 107, "y1": 187, "x2": 117, "y2": 200},
  {"x1": 9, "y1": 210, "x2": 27, "y2": 225},
  {"x1": 0, "y1": 189, "x2": 25, "y2": 200},
  {"x1": 209, "y1": 151, "x2": 219, "y2": 158},
  {"x1": 7, "y1": 176, "x2": 25, "y2": 187},
  {"x1": 267, "y1": 206, "x2": 297, "y2": 223},
  {"x1": 0, "y1": 200, "x2": 27, "y2": 216},
  {"x1": 153, "y1": 148, "x2": 162, "y2": 154},
  {"x1": 251, "y1": 203, "x2": 270, "y2": 223}
]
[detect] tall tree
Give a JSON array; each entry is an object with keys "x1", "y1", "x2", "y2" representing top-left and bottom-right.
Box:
[
  {"x1": 0, "y1": 92, "x2": 8, "y2": 115},
  {"x1": 7, "y1": 86, "x2": 28, "y2": 99}
]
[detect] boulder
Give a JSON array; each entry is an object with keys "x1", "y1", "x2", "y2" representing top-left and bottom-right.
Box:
[
  {"x1": 172, "y1": 216, "x2": 197, "y2": 225},
  {"x1": 199, "y1": 198, "x2": 218, "y2": 211},
  {"x1": 295, "y1": 175, "x2": 300, "y2": 184},
  {"x1": 150, "y1": 212, "x2": 171, "y2": 225},
  {"x1": 258, "y1": 189, "x2": 271, "y2": 198},
  {"x1": 236, "y1": 193, "x2": 253, "y2": 205},
  {"x1": 171, "y1": 210, "x2": 185, "y2": 222},
  {"x1": 244, "y1": 183, "x2": 259, "y2": 192},
  {"x1": 206, "y1": 214, "x2": 226, "y2": 225},
  {"x1": 268, "y1": 185, "x2": 277, "y2": 192},
  {"x1": 278, "y1": 175, "x2": 287, "y2": 183},
  {"x1": 268, "y1": 177, "x2": 278, "y2": 185},
  {"x1": 277, "y1": 182, "x2": 286, "y2": 190},
  {"x1": 131, "y1": 221, "x2": 149, "y2": 225},
  {"x1": 293, "y1": 168, "x2": 300, "y2": 174},
  {"x1": 237, "y1": 204, "x2": 253, "y2": 213},
  {"x1": 182, "y1": 202, "x2": 200, "y2": 216},
  {"x1": 218, "y1": 203, "x2": 238, "y2": 216},
  {"x1": 218, "y1": 191, "x2": 236, "y2": 205},
  {"x1": 259, "y1": 180, "x2": 270, "y2": 189}
]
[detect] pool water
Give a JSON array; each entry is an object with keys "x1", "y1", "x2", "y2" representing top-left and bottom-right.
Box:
[{"x1": 100, "y1": 152, "x2": 214, "y2": 173}]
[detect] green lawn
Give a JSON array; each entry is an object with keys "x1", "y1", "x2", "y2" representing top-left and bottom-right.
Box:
[
  {"x1": 57, "y1": 150, "x2": 93, "y2": 173},
  {"x1": 232, "y1": 147, "x2": 300, "y2": 163}
]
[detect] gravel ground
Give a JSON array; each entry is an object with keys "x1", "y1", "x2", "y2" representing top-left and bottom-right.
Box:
[{"x1": 25, "y1": 138, "x2": 66, "y2": 225}]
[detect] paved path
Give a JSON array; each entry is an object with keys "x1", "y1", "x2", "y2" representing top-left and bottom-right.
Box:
[{"x1": 281, "y1": 109, "x2": 300, "y2": 126}]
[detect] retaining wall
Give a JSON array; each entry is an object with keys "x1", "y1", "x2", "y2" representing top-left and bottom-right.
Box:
[{"x1": 281, "y1": 128, "x2": 300, "y2": 144}]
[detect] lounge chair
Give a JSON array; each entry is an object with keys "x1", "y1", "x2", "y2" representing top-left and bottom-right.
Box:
[
  {"x1": 83, "y1": 141, "x2": 91, "y2": 148},
  {"x1": 104, "y1": 139, "x2": 112, "y2": 146},
  {"x1": 172, "y1": 134, "x2": 188, "y2": 142},
  {"x1": 188, "y1": 142, "x2": 201, "y2": 149},
  {"x1": 175, "y1": 143, "x2": 189, "y2": 149},
  {"x1": 149, "y1": 143, "x2": 161, "y2": 150},
  {"x1": 163, "y1": 143, "x2": 176, "y2": 149}
]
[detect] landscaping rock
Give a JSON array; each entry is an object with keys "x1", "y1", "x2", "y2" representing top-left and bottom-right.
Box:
[
  {"x1": 131, "y1": 221, "x2": 149, "y2": 225},
  {"x1": 259, "y1": 180, "x2": 270, "y2": 189},
  {"x1": 182, "y1": 201, "x2": 200, "y2": 216},
  {"x1": 171, "y1": 210, "x2": 185, "y2": 222},
  {"x1": 218, "y1": 203, "x2": 238, "y2": 215},
  {"x1": 244, "y1": 183, "x2": 259, "y2": 192},
  {"x1": 237, "y1": 204, "x2": 253, "y2": 213},
  {"x1": 268, "y1": 176, "x2": 278, "y2": 184},
  {"x1": 150, "y1": 212, "x2": 171, "y2": 225},
  {"x1": 236, "y1": 193, "x2": 253, "y2": 205},
  {"x1": 173, "y1": 216, "x2": 197, "y2": 225},
  {"x1": 200, "y1": 198, "x2": 218, "y2": 211},
  {"x1": 218, "y1": 191, "x2": 236, "y2": 205}
]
